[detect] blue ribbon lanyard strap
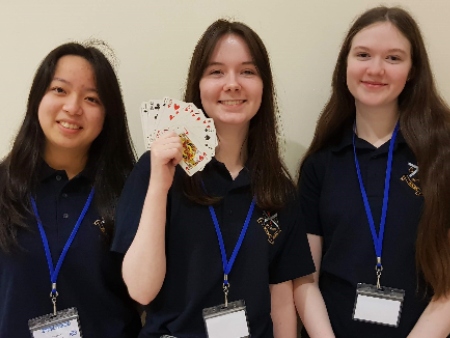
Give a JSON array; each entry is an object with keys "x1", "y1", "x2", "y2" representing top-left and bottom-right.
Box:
[
  {"x1": 208, "y1": 198, "x2": 256, "y2": 307},
  {"x1": 353, "y1": 123, "x2": 399, "y2": 289},
  {"x1": 30, "y1": 188, "x2": 95, "y2": 315}
]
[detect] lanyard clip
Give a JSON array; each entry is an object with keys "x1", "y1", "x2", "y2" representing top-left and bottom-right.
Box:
[
  {"x1": 375, "y1": 257, "x2": 383, "y2": 289},
  {"x1": 223, "y1": 274, "x2": 230, "y2": 307},
  {"x1": 50, "y1": 283, "x2": 59, "y2": 316}
]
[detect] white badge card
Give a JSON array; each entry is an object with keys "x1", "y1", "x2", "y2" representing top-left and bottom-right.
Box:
[
  {"x1": 353, "y1": 283, "x2": 405, "y2": 327},
  {"x1": 203, "y1": 300, "x2": 250, "y2": 338},
  {"x1": 29, "y1": 307, "x2": 82, "y2": 338}
]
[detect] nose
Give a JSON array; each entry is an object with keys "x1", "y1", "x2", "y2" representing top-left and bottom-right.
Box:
[
  {"x1": 62, "y1": 94, "x2": 82, "y2": 115},
  {"x1": 367, "y1": 58, "x2": 385, "y2": 76},
  {"x1": 223, "y1": 73, "x2": 241, "y2": 91}
]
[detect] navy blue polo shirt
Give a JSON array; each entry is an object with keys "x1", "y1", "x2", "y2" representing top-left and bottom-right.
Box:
[
  {"x1": 0, "y1": 162, "x2": 141, "y2": 338},
  {"x1": 112, "y1": 151, "x2": 315, "y2": 338},
  {"x1": 298, "y1": 128, "x2": 429, "y2": 338}
]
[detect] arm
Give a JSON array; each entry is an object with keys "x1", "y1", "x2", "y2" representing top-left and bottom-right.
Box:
[
  {"x1": 294, "y1": 234, "x2": 335, "y2": 338},
  {"x1": 407, "y1": 296, "x2": 450, "y2": 338},
  {"x1": 270, "y1": 280, "x2": 297, "y2": 338},
  {"x1": 122, "y1": 132, "x2": 182, "y2": 305}
]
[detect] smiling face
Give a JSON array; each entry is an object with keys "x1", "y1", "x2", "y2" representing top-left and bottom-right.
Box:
[
  {"x1": 346, "y1": 22, "x2": 412, "y2": 113},
  {"x1": 38, "y1": 55, "x2": 105, "y2": 159},
  {"x1": 199, "y1": 34, "x2": 263, "y2": 131}
]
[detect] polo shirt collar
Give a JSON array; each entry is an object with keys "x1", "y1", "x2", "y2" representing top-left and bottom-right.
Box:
[
  {"x1": 37, "y1": 159, "x2": 96, "y2": 183},
  {"x1": 331, "y1": 125, "x2": 407, "y2": 153},
  {"x1": 206, "y1": 157, "x2": 251, "y2": 190}
]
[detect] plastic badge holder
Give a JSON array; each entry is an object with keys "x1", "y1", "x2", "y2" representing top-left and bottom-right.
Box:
[
  {"x1": 29, "y1": 307, "x2": 82, "y2": 338},
  {"x1": 353, "y1": 283, "x2": 405, "y2": 327},
  {"x1": 203, "y1": 300, "x2": 250, "y2": 338}
]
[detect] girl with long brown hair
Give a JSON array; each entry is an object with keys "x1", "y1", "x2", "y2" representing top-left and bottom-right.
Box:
[
  {"x1": 112, "y1": 19, "x2": 314, "y2": 337},
  {"x1": 294, "y1": 6, "x2": 450, "y2": 338}
]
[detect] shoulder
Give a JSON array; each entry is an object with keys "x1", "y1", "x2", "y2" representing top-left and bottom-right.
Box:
[
  {"x1": 300, "y1": 147, "x2": 333, "y2": 182},
  {"x1": 135, "y1": 151, "x2": 150, "y2": 172},
  {"x1": 132, "y1": 150, "x2": 184, "y2": 176}
]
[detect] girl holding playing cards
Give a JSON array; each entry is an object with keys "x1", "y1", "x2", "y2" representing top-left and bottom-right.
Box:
[
  {"x1": 0, "y1": 42, "x2": 141, "y2": 337},
  {"x1": 113, "y1": 19, "x2": 315, "y2": 337},
  {"x1": 294, "y1": 6, "x2": 450, "y2": 338}
]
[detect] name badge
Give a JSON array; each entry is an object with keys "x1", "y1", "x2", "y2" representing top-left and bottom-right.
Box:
[
  {"x1": 29, "y1": 307, "x2": 82, "y2": 338},
  {"x1": 353, "y1": 283, "x2": 405, "y2": 327},
  {"x1": 203, "y1": 300, "x2": 250, "y2": 338}
]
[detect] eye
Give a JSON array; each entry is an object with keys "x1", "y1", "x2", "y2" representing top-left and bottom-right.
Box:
[
  {"x1": 356, "y1": 52, "x2": 370, "y2": 59},
  {"x1": 242, "y1": 68, "x2": 257, "y2": 76},
  {"x1": 209, "y1": 69, "x2": 222, "y2": 75},
  {"x1": 386, "y1": 55, "x2": 401, "y2": 62},
  {"x1": 50, "y1": 86, "x2": 65, "y2": 94},
  {"x1": 85, "y1": 96, "x2": 101, "y2": 105}
]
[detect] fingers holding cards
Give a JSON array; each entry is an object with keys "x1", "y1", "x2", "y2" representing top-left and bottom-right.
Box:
[
  {"x1": 151, "y1": 131, "x2": 183, "y2": 167},
  {"x1": 140, "y1": 97, "x2": 217, "y2": 176}
]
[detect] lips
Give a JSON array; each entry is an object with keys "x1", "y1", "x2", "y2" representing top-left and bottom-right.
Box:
[
  {"x1": 219, "y1": 99, "x2": 246, "y2": 106},
  {"x1": 361, "y1": 80, "x2": 387, "y2": 86},
  {"x1": 58, "y1": 121, "x2": 82, "y2": 130}
]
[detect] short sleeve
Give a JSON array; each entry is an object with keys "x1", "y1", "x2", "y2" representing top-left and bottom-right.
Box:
[
  {"x1": 111, "y1": 151, "x2": 151, "y2": 253},
  {"x1": 268, "y1": 197, "x2": 315, "y2": 284},
  {"x1": 297, "y1": 152, "x2": 328, "y2": 236}
]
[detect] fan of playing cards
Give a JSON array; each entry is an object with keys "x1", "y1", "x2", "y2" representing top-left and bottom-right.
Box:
[{"x1": 140, "y1": 97, "x2": 218, "y2": 176}]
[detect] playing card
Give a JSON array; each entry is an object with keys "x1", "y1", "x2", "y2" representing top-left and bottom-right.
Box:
[
  {"x1": 201, "y1": 118, "x2": 218, "y2": 150},
  {"x1": 139, "y1": 97, "x2": 218, "y2": 176},
  {"x1": 141, "y1": 99, "x2": 162, "y2": 148},
  {"x1": 139, "y1": 101, "x2": 150, "y2": 147},
  {"x1": 176, "y1": 127, "x2": 211, "y2": 175}
]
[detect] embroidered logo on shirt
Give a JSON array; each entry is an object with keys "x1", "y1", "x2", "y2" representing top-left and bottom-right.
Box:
[
  {"x1": 257, "y1": 211, "x2": 281, "y2": 244},
  {"x1": 400, "y1": 162, "x2": 422, "y2": 196},
  {"x1": 93, "y1": 218, "x2": 106, "y2": 234}
]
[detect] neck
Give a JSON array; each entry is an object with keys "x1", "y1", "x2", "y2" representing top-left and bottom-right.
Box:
[
  {"x1": 355, "y1": 104, "x2": 399, "y2": 148},
  {"x1": 43, "y1": 146, "x2": 88, "y2": 180},
  {"x1": 215, "y1": 126, "x2": 248, "y2": 179}
]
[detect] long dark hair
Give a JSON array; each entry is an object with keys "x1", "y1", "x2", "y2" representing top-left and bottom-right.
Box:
[
  {"x1": 183, "y1": 19, "x2": 294, "y2": 210},
  {"x1": 299, "y1": 6, "x2": 450, "y2": 298},
  {"x1": 0, "y1": 42, "x2": 136, "y2": 252}
]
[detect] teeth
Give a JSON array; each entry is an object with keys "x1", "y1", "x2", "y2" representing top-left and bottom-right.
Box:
[
  {"x1": 60, "y1": 121, "x2": 81, "y2": 130},
  {"x1": 221, "y1": 100, "x2": 244, "y2": 106}
]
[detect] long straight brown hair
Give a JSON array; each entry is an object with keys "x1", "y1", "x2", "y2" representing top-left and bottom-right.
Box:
[
  {"x1": 299, "y1": 6, "x2": 450, "y2": 298},
  {"x1": 183, "y1": 19, "x2": 295, "y2": 211}
]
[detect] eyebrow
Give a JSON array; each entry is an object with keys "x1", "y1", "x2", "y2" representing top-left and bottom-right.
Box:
[
  {"x1": 351, "y1": 46, "x2": 408, "y2": 55},
  {"x1": 52, "y1": 77, "x2": 98, "y2": 92},
  {"x1": 206, "y1": 61, "x2": 256, "y2": 67}
]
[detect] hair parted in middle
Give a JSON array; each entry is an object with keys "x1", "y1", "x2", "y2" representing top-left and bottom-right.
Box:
[
  {"x1": 299, "y1": 6, "x2": 450, "y2": 298},
  {"x1": 0, "y1": 41, "x2": 136, "y2": 252},
  {"x1": 183, "y1": 19, "x2": 294, "y2": 210}
]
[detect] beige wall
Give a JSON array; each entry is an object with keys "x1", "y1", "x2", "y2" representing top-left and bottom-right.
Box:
[{"x1": 1, "y1": 0, "x2": 449, "y2": 176}]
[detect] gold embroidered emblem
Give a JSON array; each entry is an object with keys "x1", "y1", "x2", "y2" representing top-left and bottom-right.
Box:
[
  {"x1": 257, "y1": 211, "x2": 281, "y2": 244},
  {"x1": 400, "y1": 162, "x2": 422, "y2": 196},
  {"x1": 93, "y1": 218, "x2": 106, "y2": 234}
]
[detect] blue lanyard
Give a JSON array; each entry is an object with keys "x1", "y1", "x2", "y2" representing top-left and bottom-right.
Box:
[
  {"x1": 208, "y1": 198, "x2": 255, "y2": 302},
  {"x1": 353, "y1": 123, "x2": 399, "y2": 284},
  {"x1": 30, "y1": 188, "x2": 95, "y2": 298}
]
